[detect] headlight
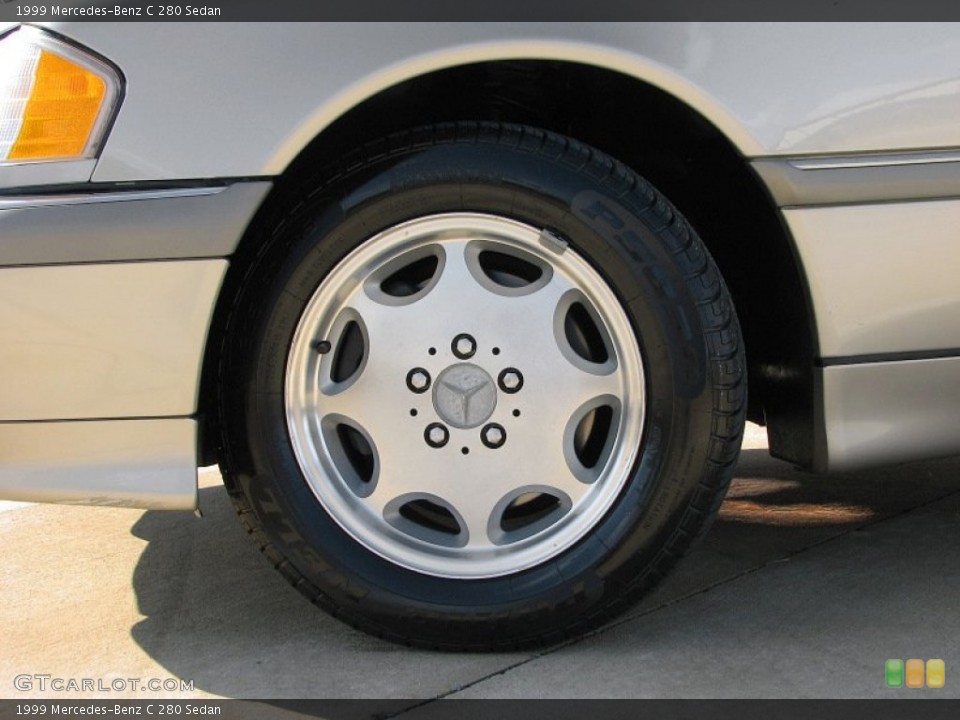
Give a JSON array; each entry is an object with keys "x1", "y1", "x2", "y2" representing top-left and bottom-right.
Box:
[{"x1": 0, "y1": 26, "x2": 122, "y2": 164}]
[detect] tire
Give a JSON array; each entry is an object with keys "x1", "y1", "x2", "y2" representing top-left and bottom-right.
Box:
[{"x1": 218, "y1": 123, "x2": 745, "y2": 650}]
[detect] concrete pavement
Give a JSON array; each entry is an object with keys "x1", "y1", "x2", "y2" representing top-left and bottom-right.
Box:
[{"x1": 2, "y1": 424, "x2": 959, "y2": 702}]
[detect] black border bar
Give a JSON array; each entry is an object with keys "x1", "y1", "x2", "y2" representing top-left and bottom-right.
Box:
[
  {"x1": 4, "y1": 699, "x2": 960, "y2": 720},
  {"x1": 4, "y1": 0, "x2": 960, "y2": 21}
]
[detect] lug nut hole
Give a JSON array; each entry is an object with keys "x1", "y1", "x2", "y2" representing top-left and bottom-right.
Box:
[
  {"x1": 452, "y1": 333, "x2": 477, "y2": 359},
  {"x1": 425, "y1": 423, "x2": 449, "y2": 448},
  {"x1": 481, "y1": 423, "x2": 507, "y2": 449},
  {"x1": 406, "y1": 368, "x2": 431, "y2": 393},
  {"x1": 498, "y1": 368, "x2": 524, "y2": 394}
]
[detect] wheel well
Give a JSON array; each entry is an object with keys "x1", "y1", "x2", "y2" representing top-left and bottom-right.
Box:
[{"x1": 199, "y1": 60, "x2": 817, "y2": 468}]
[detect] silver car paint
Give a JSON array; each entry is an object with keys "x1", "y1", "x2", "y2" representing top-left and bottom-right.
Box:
[
  {"x1": 0, "y1": 183, "x2": 270, "y2": 265},
  {"x1": 820, "y1": 359, "x2": 960, "y2": 471},
  {"x1": 784, "y1": 200, "x2": 960, "y2": 359},
  {"x1": 31, "y1": 22, "x2": 960, "y2": 183},
  {"x1": 0, "y1": 419, "x2": 197, "y2": 509},
  {"x1": 0, "y1": 260, "x2": 226, "y2": 421},
  {"x1": 0, "y1": 159, "x2": 97, "y2": 189}
]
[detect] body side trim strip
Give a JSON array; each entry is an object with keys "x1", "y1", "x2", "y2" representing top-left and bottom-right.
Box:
[
  {"x1": 818, "y1": 348, "x2": 960, "y2": 368},
  {"x1": 0, "y1": 175, "x2": 274, "y2": 198},
  {"x1": 788, "y1": 149, "x2": 960, "y2": 171},
  {"x1": 0, "y1": 186, "x2": 225, "y2": 210},
  {"x1": 751, "y1": 152, "x2": 960, "y2": 207},
  {"x1": 0, "y1": 414, "x2": 193, "y2": 425}
]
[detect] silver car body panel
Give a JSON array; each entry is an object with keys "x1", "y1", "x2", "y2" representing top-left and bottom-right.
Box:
[
  {"x1": 818, "y1": 359, "x2": 960, "y2": 472},
  {"x1": 0, "y1": 182, "x2": 270, "y2": 265},
  {"x1": 784, "y1": 199, "x2": 960, "y2": 359},
  {"x1": 0, "y1": 419, "x2": 197, "y2": 509},
  {"x1": 0, "y1": 159, "x2": 97, "y2": 190},
  {"x1": 0, "y1": 260, "x2": 226, "y2": 421},
  {"x1": 26, "y1": 22, "x2": 960, "y2": 183},
  {"x1": 786, "y1": 195, "x2": 960, "y2": 472},
  {"x1": 2, "y1": 22, "x2": 960, "y2": 506}
]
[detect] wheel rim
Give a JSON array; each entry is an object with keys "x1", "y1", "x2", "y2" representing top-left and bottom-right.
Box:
[{"x1": 285, "y1": 213, "x2": 646, "y2": 579}]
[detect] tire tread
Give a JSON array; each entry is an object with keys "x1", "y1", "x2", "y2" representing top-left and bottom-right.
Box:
[{"x1": 218, "y1": 122, "x2": 746, "y2": 651}]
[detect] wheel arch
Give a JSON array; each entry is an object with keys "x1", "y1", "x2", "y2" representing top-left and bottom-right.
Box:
[
  {"x1": 257, "y1": 41, "x2": 767, "y2": 176},
  {"x1": 199, "y1": 57, "x2": 818, "y2": 468}
]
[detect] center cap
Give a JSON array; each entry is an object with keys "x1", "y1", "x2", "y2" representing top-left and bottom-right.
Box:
[{"x1": 433, "y1": 363, "x2": 497, "y2": 429}]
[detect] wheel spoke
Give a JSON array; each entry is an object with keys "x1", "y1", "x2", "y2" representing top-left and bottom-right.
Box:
[
  {"x1": 551, "y1": 357, "x2": 623, "y2": 414},
  {"x1": 308, "y1": 372, "x2": 381, "y2": 427},
  {"x1": 456, "y1": 490, "x2": 499, "y2": 549},
  {"x1": 527, "y1": 444, "x2": 594, "y2": 506},
  {"x1": 419, "y1": 239, "x2": 484, "y2": 309},
  {"x1": 358, "y1": 465, "x2": 405, "y2": 518}
]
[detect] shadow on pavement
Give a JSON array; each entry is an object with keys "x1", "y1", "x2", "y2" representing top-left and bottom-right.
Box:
[{"x1": 128, "y1": 449, "x2": 960, "y2": 699}]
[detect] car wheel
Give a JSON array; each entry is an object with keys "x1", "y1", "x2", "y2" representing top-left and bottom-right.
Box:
[{"x1": 218, "y1": 123, "x2": 745, "y2": 650}]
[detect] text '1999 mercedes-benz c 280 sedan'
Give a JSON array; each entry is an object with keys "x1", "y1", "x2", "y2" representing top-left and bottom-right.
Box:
[{"x1": 1, "y1": 22, "x2": 959, "y2": 650}]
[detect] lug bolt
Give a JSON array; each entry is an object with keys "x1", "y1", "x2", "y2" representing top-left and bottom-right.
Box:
[
  {"x1": 498, "y1": 368, "x2": 524, "y2": 393},
  {"x1": 425, "y1": 423, "x2": 449, "y2": 448},
  {"x1": 481, "y1": 423, "x2": 506, "y2": 449},
  {"x1": 406, "y1": 368, "x2": 431, "y2": 393},
  {"x1": 452, "y1": 333, "x2": 477, "y2": 359}
]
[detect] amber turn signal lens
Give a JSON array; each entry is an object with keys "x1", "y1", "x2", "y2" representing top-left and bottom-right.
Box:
[
  {"x1": 0, "y1": 27, "x2": 120, "y2": 163},
  {"x1": 8, "y1": 51, "x2": 107, "y2": 160}
]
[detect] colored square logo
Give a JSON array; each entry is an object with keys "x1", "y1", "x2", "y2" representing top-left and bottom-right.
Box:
[
  {"x1": 905, "y1": 659, "x2": 925, "y2": 688},
  {"x1": 885, "y1": 659, "x2": 904, "y2": 688},
  {"x1": 927, "y1": 659, "x2": 946, "y2": 689}
]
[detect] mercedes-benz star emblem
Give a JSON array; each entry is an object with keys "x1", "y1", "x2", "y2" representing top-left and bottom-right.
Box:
[{"x1": 432, "y1": 363, "x2": 498, "y2": 429}]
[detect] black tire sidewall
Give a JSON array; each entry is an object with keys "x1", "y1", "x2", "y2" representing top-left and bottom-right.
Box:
[{"x1": 224, "y1": 137, "x2": 719, "y2": 643}]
